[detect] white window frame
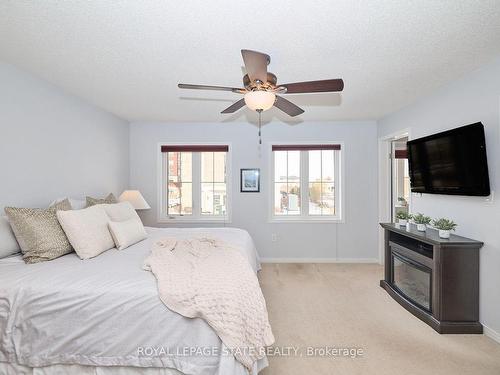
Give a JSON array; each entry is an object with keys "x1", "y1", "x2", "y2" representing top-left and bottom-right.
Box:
[
  {"x1": 268, "y1": 141, "x2": 345, "y2": 223},
  {"x1": 157, "y1": 142, "x2": 232, "y2": 223}
]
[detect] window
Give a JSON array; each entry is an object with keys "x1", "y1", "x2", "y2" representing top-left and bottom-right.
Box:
[
  {"x1": 271, "y1": 144, "x2": 342, "y2": 221},
  {"x1": 392, "y1": 139, "x2": 410, "y2": 221},
  {"x1": 160, "y1": 145, "x2": 229, "y2": 222},
  {"x1": 201, "y1": 152, "x2": 227, "y2": 216},
  {"x1": 273, "y1": 150, "x2": 301, "y2": 215},
  {"x1": 167, "y1": 151, "x2": 192, "y2": 215}
]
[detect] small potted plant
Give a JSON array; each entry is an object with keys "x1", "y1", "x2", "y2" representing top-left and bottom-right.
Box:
[
  {"x1": 432, "y1": 218, "x2": 457, "y2": 239},
  {"x1": 396, "y1": 212, "x2": 412, "y2": 226},
  {"x1": 397, "y1": 197, "x2": 407, "y2": 207},
  {"x1": 413, "y1": 213, "x2": 431, "y2": 231}
]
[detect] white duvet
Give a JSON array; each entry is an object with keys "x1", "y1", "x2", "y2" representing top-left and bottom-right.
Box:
[{"x1": 0, "y1": 227, "x2": 268, "y2": 375}]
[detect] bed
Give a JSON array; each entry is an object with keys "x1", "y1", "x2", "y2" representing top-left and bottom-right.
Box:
[{"x1": 0, "y1": 227, "x2": 268, "y2": 375}]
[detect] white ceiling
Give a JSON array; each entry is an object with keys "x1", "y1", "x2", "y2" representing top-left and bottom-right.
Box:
[{"x1": 1, "y1": 1, "x2": 500, "y2": 123}]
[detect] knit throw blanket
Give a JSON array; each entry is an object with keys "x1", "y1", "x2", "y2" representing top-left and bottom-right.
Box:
[{"x1": 143, "y1": 237, "x2": 275, "y2": 370}]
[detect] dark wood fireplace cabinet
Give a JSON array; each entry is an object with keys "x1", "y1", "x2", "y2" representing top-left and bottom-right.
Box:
[{"x1": 380, "y1": 223, "x2": 483, "y2": 334}]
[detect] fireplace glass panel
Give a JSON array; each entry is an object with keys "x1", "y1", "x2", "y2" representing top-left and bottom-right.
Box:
[{"x1": 392, "y1": 254, "x2": 431, "y2": 311}]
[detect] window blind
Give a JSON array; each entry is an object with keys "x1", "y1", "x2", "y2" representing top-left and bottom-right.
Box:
[
  {"x1": 161, "y1": 145, "x2": 229, "y2": 153},
  {"x1": 271, "y1": 144, "x2": 341, "y2": 151},
  {"x1": 394, "y1": 149, "x2": 408, "y2": 159}
]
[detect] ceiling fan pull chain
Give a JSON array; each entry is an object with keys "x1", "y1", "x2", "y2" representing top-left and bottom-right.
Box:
[{"x1": 257, "y1": 109, "x2": 263, "y2": 144}]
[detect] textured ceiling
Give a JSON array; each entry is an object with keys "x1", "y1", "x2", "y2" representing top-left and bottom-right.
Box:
[{"x1": 1, "y1": 1, "x2": 500, "y2": 123}]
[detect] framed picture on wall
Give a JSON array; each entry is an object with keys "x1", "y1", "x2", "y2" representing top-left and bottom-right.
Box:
[{"x1": 240, "y1": 169, "x2": 260, "y2": 193}]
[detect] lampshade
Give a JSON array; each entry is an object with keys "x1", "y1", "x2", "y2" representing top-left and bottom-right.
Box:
[
  {"x1": 244, "y1": 90, "x2": 276, "y2": 111},
  {"x1": 119, "y1": 190, "x2": 151, "y2": 210}
]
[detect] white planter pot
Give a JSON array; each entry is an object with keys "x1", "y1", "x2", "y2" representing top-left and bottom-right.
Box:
[
  {"x1": 398, "y1": 219, "x2": 407, "y2": 226},
  {"x1": 416, "y1": 223, "x2": 427, "y2": 231},
  {"x1": 439, "y1": 229, "x2": 451, "y2": 239}
]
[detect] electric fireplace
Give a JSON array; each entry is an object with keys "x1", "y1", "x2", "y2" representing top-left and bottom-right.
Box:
[
  {"x1": 391, "y1": 250, "x2": 431, "y2": 312},
  {"x1": 380, "y1": 223, "x2": 483, "y2": 334}
]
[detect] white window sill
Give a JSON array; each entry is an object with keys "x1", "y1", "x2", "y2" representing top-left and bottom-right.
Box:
[
  {"x1": 158, "y1": 216, "x2": 231, "y2": 224},
  {"x1": 269, "y1": 217, "x2": 344, "y2": 224}
]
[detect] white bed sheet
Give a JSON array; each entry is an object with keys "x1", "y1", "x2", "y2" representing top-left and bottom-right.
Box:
[{"x1": 0, "y1": 227, "x2": 267, "y2": 375}]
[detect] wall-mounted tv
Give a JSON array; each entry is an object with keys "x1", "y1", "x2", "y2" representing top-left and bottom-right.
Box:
[{"x1": 407, "y1": 122, "x2": 490, "y2": 196}]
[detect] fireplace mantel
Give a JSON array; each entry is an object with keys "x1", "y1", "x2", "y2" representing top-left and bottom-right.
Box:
[{"x1": 380, "y1": 223, "x2": 483, "y2": 334}]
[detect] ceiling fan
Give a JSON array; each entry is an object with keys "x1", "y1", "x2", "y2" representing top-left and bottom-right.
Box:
[{"x1": 178, "y1": 49, "x2": 344, "y2": 117}]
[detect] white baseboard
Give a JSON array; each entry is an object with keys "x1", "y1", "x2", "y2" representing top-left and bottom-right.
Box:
[
  {"x1": 483, "y1": 324, "x2": 500, "y2": 344},
  {"x1": 259, "y1": 258, "x2": 379, "y2": 264}
]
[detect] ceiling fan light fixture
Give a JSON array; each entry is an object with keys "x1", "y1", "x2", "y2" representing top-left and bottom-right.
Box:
[{"x1": 244, "y1": 90, "x2": 276, "y2": 111}]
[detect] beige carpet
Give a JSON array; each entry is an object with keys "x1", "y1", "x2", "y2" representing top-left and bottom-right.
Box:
[{"x1": 258, "y1": 263, "x2": 500, "y2": 375}]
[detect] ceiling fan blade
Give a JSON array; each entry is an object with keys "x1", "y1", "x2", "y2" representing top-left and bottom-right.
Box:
[
  {"x1": 274, "y1": 96, "x2": 304, "y2": 117},
  {"x1": 221, "y1": 99, "x2": 246, "y2": 114},
  {"x1": 241, "y1": 49, "x2": 270, "y2": 84},
  {"x1": 281, "y1": 79, "x2": 344, "y2": 94},
  {"x1": 178, "y1": 83, "x2": 245, "y2": 93}
]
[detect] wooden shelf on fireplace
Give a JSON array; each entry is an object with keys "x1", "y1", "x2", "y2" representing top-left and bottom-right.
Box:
[{"x1": 380, "y1": 223, "x2": 483, "y2": 334}]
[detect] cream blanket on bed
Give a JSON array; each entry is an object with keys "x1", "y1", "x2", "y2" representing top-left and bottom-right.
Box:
[{"x1": 143, "y1": 237, "x2": 275, "y2": 370}]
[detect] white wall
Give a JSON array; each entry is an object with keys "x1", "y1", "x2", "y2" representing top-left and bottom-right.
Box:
[
  {"x1": 378, "y1": 57, "x2": 500, "y2": 338},
  {"x1": 0, "y1": 62, "x2": 129, "y2": 208},
  {"x1": 130, "y1": 120, "x2": 379, "y2": 261}
]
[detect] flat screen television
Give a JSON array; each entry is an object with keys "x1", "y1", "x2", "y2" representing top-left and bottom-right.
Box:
[{"x1": 407, "y1": 122, "x2": 490, "y2": 196}]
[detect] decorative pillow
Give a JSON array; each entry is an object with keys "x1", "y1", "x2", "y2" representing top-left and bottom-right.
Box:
[
  {"x1": 102, "y1": 201, "x2": 141, "y2": 222},
  {"x1": 108, "y1": 218, "x2": 147, "y2": 250},
  {"x1": 50, "y1": 197, "x2": 87, "y2": 210},
  {"x1": 4, "y1": 199, "x2": 73, "y2": 264},
  {"x1": 57, "y1": 205, "x2": 115, "y2": 259},
  {"x1": 0, "y1": 216, "x2": 21, "y2": 259},
  {"x1": 85, "y1": 193, "x2": 118, "y2": 207}
]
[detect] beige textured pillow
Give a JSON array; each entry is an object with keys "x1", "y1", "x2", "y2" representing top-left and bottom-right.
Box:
[
  {"x1": 50, "y1": 197, "x2": 86, "y2": 210},
  {"x1": 85, "y1": 193, "x2": 118, "y2": 207},
  {"x1": 108, "y1": 218, "x2": 147, "y2": 250},
  {"x1": 57, "y1": 205, "x2": 115, "y2": 259},
  {"x1": 4, "y1": 199, "x2": 73, "y2": 264}
]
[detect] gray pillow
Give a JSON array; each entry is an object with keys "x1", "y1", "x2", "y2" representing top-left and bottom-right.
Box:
[
  {"x1": 0, "y1": 216, "x2": 21, "y2": 259},
  {"x1": 4, "y1": 199, "x2": 73, "y2": 264},
  {"x1": 85, "y1": 193, "x2": 118, "y2": 207}
]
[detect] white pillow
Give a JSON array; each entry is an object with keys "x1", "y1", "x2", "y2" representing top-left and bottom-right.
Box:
[
  {"x1": 108, "y1": 218, "x2": 147, "y2": 250},
  {"x1": 50, "y1": 197, "x2": 87, "y2": 210},
  {"x1": 57, "y1": 205, "x2": 115, "y2": 259},
  {"x1": 101, "y1": 201, "x2": 141, "y2": 222},
  {"x1": 0, "y1": 216, "x2": 21, "y2": 258}
]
